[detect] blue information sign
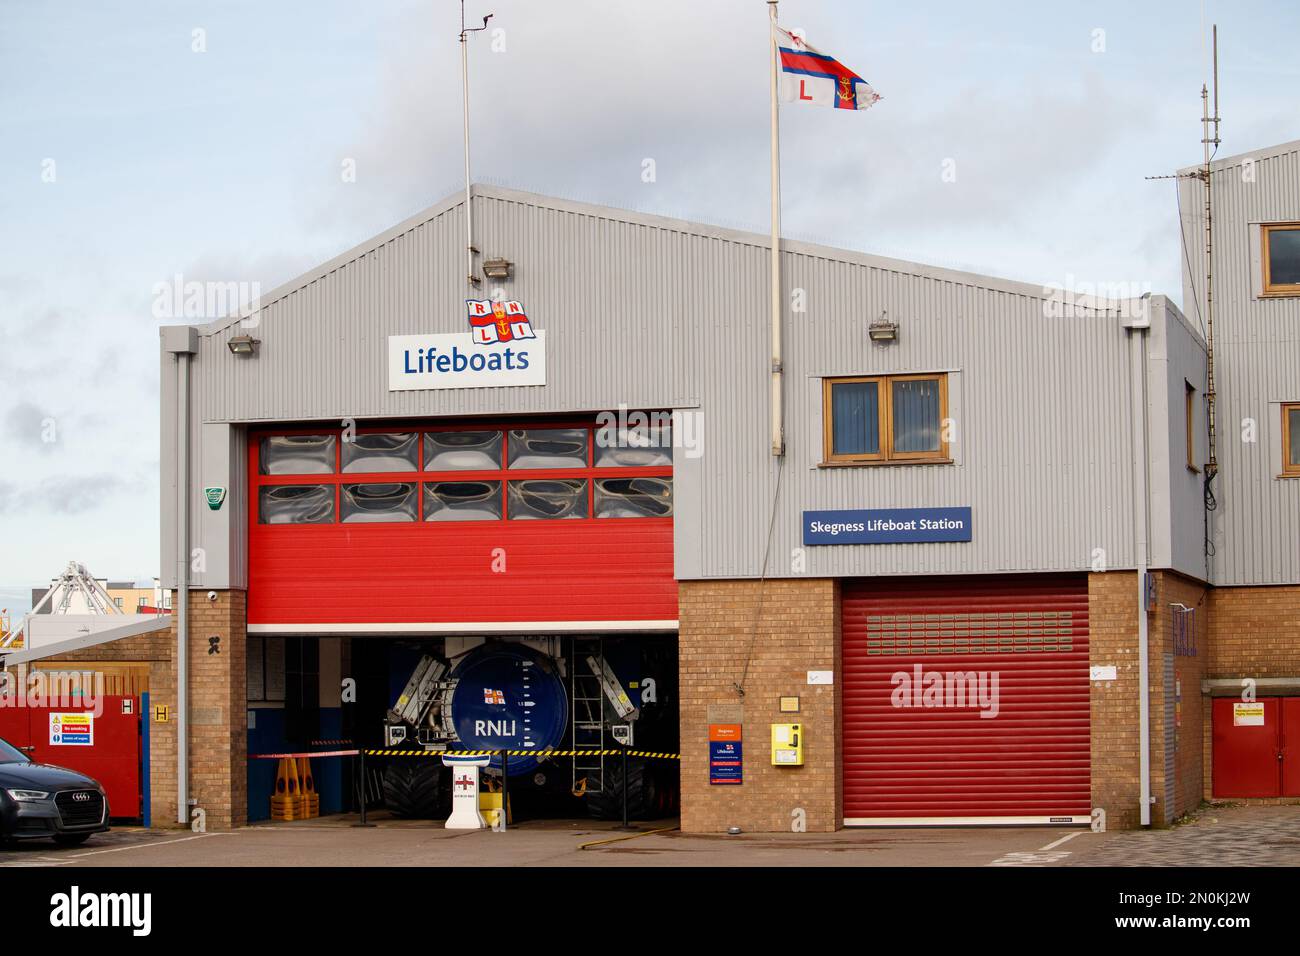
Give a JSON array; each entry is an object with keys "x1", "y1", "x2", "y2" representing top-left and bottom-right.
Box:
[
  {"x1": 709, "y1": 740, "x2": 743, "y2": 785},
  {"x1": 802, "y1": 507, "x2": 973, "y2": 545}
]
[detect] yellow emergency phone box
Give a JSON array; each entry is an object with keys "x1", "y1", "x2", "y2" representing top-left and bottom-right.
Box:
[{"x1": 771, "y1": 723, "x2": 803, "y2": 766}]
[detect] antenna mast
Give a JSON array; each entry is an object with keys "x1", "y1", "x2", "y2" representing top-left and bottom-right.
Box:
[
  {"x1": 1200, "y1": 24, "x2": 1222, "y2": 478},
  {"x1": 460, "y1": 1, "x2": 493, "y2": 288}
]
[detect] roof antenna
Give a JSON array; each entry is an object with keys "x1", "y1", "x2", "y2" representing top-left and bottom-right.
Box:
[
  {"x1": 1144, "y1": 22, "x2": 1222, "y2": 568},
  {"x1": 460, "y1": 1, "x2": 494, "y2": 288},
  {"x1": 1200, "y1": 24, "x2": 1221, "y2": 482}
]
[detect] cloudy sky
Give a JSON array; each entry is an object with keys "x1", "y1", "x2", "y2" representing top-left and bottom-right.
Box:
[{"x1": 0, "y1": 0, "x2": 1295, "y2": 613}]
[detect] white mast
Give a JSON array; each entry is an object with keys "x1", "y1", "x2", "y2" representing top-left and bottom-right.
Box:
[
  {"x1": 768, "y1": 1, "x2": 784, "y2": 457},
  {"x1": 460, "y1": 2, "x2": 493, "y2": 288}
]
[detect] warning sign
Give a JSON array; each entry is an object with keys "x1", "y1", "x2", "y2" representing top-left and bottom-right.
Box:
[
  {"x1": 1233, "y1": 702, "x2": 1265, "y2": 727},
  {"x1": 50, "y1": 712, "x2": 94, "y2": 746}
]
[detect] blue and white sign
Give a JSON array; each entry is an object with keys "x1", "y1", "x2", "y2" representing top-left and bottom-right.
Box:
[
  {"x1": 388, "y1": 331, "x2": 547, "y2": 391},
  {"x1": 803, "y1": 507, "x2": 972, "y2": 545}
]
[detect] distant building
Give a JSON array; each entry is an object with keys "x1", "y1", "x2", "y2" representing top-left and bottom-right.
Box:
[{"x1": 31, "y1": 577, "x2": 171, "y2": 615}]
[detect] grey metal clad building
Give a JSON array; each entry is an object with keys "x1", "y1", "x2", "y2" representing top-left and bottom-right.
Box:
[
  {"x1": 1178, "y1": 138, "x2": 1300, "y2": 586},
  {"x1": 160, "y1": 184, "x2": 1208, "y2": 591},
  {"x1": 144, "y1": 182, "x2": 1233, "y2": 834}
]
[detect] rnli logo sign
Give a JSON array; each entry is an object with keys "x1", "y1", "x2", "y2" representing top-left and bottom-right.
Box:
[
  {"x1": 466, "y1": 299, "x2": 536, "y2": 345},
  {"x1": 388, "y1": 299, "x2": 546, "y2": 392}
]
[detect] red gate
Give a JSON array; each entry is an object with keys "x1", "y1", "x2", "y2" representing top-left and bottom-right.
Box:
[
  {"x1": 0, "y1": 695, "x2": 142, "y2": 819},
  {"x1": 1212, "y1": 697, "x2": 1300, "y2": 798}
]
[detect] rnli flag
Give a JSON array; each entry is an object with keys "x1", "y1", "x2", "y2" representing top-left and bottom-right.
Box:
[
  {"x1": 466, "y1": 299, "x2": 537, "y2": 346},
  {"x1": 773, "y1": 25, "x2": 880, "y2": 111}
]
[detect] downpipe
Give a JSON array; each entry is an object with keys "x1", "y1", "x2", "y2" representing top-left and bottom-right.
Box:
[
  {"x1": 1128, "y1": 325, "x2": 1152, "y2": 827},
  {"x1": 176, "y1": 352, "x2": 191, "y2": 825}
]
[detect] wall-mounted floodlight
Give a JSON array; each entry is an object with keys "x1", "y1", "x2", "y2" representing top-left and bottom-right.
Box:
[
  {"x1": 482, "y1": 257, "x2": 513, "y2": 280},
  {"x1": 868, "y1": 320, "x2": 898, "y2": 343},
  {"x1": 227, "y1": 334, "x2": 260, "y2": 356}
]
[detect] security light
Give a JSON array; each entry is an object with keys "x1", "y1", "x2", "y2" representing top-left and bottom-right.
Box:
[
  {"x1": 482, "y1": 257, "x2": 513, "y2": 280},
  {"x1": 227, "y1": 334, "x2": 260, "y2": 356},
  {"x1": 868, "y1": 320, "x2": 898, "y2": 342}
]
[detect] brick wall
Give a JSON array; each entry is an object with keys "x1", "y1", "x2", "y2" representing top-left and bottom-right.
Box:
[
  {"x1": 1089, "y1": 571, "x2": 1143, "y2": 829},
  {"x1": 1090, "y1": 571, "x2": 1211, "y2": 829},
  {"x1": 1208, "y1": 585, "x2": 1300, "y2": 677},
  {"x1": 180, "y1": 589, "x2": 247, "y2": 830},
  {"x1": 678, "y1": 578, "x2": 840, "y2": 833},
  {"x1": 1150, "y1": 572, "x2": 1210, "y2": 823}
]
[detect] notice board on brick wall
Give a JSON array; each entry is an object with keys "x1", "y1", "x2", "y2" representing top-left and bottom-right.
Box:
[{"x1": 709, "y1": 724, "x2": 742, "y2": 785}]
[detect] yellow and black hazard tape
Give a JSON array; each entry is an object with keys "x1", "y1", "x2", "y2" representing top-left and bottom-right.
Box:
[{"x1": 364, "y1": 748, "x2": 680, "y2": 760}]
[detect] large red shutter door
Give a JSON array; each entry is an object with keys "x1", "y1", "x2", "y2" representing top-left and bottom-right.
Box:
[{"x1": 842, "y1": 575, "x2": 1091, "y2": 825}]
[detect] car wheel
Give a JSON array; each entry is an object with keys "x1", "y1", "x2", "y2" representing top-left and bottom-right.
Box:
[{"x1": 52, "y1": 833, "x2": 91, "y2": 847}]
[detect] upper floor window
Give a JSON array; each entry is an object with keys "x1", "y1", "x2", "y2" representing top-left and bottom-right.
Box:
[
  {"x1": 1263, "y1": 224, "x2": 1300, "y2": 296},
  {"x1": 1284, "y1": 404, "x2": 1300, "y2": 478},
  {"x1": 823, "y1": 374, "x2": 949, "y2": 464},
  {"x1": 1186, "y1": 382, "x2": 1198, "y2": 472}
]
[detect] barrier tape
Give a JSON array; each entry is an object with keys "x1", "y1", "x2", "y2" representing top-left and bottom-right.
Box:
[
  {"x1": 248, "y1": 748, "x2": 682, "y2": 761},
  {"x1": 364, "y1": 748, "x2": 681, "y2": 760},
  {"x1": 249, "y1": 749, "x2": 360, "y2": 760},
  {"x1": 310, "y1": 738, "x2": 354, "y2": 747}
]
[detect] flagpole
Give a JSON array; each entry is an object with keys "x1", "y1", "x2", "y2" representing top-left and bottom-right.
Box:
[
  {"x1": 460, "y1": 2, "x2": 493, "y2": 288},
  {"x1": 767, "y1": 1, "x2": 784, "y2": 457}
]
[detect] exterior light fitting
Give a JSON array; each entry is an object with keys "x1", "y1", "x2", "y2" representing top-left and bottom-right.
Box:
[
  {"x1": 227, "y1": 334, "x2": 260, "y2": 356},
  {"x1": 482, "y1": 257, "x2": 513, "y2": 280},
  {"x1": 868, "y1": 320, "x2": 898, "y2": 342}
]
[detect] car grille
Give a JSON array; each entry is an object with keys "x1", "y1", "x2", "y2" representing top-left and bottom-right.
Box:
[{"x1": 55, "y1": 790, "x2": 104, "y2": 828}]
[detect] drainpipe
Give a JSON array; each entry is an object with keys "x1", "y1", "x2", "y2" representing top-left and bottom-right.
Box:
[
  {"x1": 163, "y1": 326, "x2": 198, "y2": 826},
  {"x1": 1127, "y1": 318, "x2": 1152, "y2": 827}
]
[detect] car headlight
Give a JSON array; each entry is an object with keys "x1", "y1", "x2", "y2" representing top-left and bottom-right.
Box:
[{"x1": 5, "y1": 789, "x2": 50, "y2": 802}]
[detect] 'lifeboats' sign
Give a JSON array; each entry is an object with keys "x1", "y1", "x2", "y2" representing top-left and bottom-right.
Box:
[{"x1": 388, "y1": 330, "x2": 547, "y2": 391}]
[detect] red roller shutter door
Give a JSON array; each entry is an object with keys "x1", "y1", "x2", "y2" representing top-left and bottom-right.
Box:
[{"x1": 843, "y1": 575, "x2": 1091, "y2": 825}]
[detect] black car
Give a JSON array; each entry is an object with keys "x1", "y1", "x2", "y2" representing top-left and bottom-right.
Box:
[{"x1": 0, "y1": 736, "x2": 110, "y2": 847}]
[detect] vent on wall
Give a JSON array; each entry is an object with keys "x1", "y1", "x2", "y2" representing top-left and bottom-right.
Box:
[{"x1": 864, "y1": 611, "x2": 1077, "y2": 656}]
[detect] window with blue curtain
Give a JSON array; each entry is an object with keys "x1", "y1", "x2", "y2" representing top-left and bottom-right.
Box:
[
  {"x1": 831, "y1": 380, "x2": 880, "y2": 456},
  {"x1": 825, "y1": 374, "x2": 947, "y2": 462},
  {"x1": 892, "y1": 379, "x2": 941, "y2": 453}
]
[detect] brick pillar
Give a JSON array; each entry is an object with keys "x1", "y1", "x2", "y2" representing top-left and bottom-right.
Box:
[
  {"x1": 171, "y1": 589, "x2": 247, "y2": 830},
  {"x1": 1150, "y1": 571, "x2": 1209, "y2": 823},
  {"x1": 1089, "y1": 571, "x2": 1143, "y2": 829},
  {"x1": 147, "y1": 643, "x2": 178, "y2": 829},
  {"x1": 678, "y1": 578, "x2": 841, "y2": 833}
]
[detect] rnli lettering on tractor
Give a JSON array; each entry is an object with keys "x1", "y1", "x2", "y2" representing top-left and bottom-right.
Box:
[
  {"x1": 387, "y1": 298, "x2": 547, "y2": 391},
  {"x1": 474, "y1": 719, "x2": 519, "y2": 737}
]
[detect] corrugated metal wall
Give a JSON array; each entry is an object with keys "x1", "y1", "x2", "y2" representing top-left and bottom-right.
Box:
[
  {"x1": 162, "y1": 185, "x2": 1206, "y2": 587},
  {"x1": 1178, "y1": 140, "x2": 1300, "y2": 586}
]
